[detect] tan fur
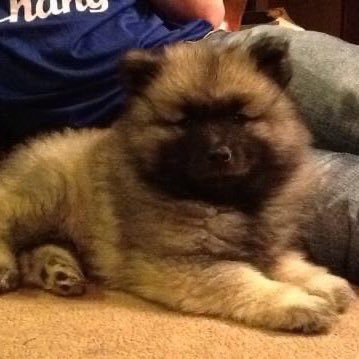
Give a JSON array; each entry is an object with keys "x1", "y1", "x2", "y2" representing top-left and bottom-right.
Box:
[
  {"x1": 270, "y1": 251, "x2": 355, "y2": 313},
  {"x1": 0, "y1": 40, "x2": 354, "y2": 332}
]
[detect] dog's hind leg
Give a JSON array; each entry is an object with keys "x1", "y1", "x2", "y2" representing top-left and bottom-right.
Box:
[
  {"x1": 0, "y1": 160, "x2": 71, "y2": 293},
  {"x1": 0, "y1": 239, "x2": 19, "y2": 293}
]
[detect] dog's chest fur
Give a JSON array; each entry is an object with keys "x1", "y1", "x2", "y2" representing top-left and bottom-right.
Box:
[{"x1": 115, "y1": 191, "x2": 285, "y2": 267}]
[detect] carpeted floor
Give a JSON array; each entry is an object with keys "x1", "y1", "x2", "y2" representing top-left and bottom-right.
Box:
[{"x1": 0, "y1": 287, "x2": 358, "y2": 359}]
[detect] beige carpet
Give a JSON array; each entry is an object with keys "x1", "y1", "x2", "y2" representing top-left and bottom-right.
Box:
[{"x1": 1, "y1": 287, "x2": 359, "y2": 359}]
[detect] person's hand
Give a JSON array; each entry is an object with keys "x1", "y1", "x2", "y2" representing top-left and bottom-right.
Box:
[
  {"x1": 224, "y1": 0, "x2": 248, "y2": 31},
  {"x1": 149, "y1": 0, "x2": 247, "y2": 31}
]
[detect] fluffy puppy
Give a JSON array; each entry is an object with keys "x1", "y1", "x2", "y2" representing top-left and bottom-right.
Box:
[{"x1": 0, "y1": 37, "x2": 354, "y2": 333}]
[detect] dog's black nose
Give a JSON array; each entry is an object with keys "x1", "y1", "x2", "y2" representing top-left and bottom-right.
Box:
[{"x1": 208, "y1": 146, "x2": 232, "y2": 163}]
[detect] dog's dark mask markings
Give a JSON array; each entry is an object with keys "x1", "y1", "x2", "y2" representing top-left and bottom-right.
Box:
[{"x1": 152, "y1": 105, "x2": 296, "y2": 214}]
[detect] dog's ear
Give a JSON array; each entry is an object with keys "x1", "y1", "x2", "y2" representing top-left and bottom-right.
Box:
[
  {"x1": 248, "y1": 37, "x2": 292, "y2": 88},
  {"x1": 119, "y1": 49, "x2": 162, "y2": 94}
]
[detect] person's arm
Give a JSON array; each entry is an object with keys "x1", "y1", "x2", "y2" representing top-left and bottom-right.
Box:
[
  {"x1": 224, "y1": 0, "x2": 248, "y2": 30},
  {"x1": 148, "y1": 0, "x2": 225, "y2": 29},
  {"x1": 149, "y1": 0, "x2": 247, "y2": 30}
]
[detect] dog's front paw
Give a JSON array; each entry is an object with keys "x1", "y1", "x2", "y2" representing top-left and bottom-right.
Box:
[
  {"x1": 272, "y1": 288, "x2": 337, "y2": 333},
  {"x1": 304, "y1": 274, "x2": 355, "y2": 313},
  {"x1": 0, "y1": 266, "x2": 19, "y2": 293}
]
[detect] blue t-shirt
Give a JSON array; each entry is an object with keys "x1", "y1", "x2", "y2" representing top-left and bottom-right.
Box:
[{"x1": 0, "y1": 0, "x2": 212, "y2": 147}]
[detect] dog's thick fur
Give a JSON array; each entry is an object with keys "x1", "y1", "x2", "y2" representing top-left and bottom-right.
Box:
[{"x1": 0, "y1": 38, "x2": 354, "y2": 332}]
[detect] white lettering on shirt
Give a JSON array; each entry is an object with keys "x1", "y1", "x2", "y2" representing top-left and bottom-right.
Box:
[{"x1": 0, "y1": 0, "x2": 109, "y2": 23}]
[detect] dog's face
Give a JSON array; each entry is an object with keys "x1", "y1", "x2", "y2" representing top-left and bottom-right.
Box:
[{"x1": 119, "y1": 37, "x2": 311, "y2": 208}]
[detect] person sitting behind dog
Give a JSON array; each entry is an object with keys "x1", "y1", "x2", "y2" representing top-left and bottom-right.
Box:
[{"x1": 0, "y1": 0, "x2": 244, "y2": 150}]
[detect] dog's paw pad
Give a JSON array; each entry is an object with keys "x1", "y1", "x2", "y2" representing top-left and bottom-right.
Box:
[{"x1": 42, "y1": 258, "x2": 86, "y2": 296}]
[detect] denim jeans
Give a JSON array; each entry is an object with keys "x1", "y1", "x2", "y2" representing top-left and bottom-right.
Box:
[{"x1": 208, "y1": 26, "x2": 359, "y2": 282}]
